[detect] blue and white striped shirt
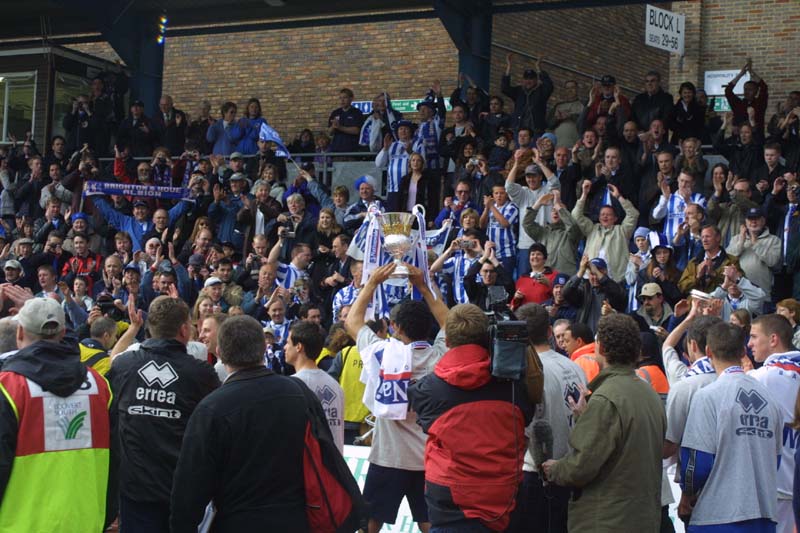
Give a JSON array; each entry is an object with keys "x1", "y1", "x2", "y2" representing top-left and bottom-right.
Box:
[
  {"x1": 487, "y1": 201, "x2": 519, "y2": 259},
  {"x1": 415, "y1": 118, "x2": 444, "y2": 171},
  {"x1": 332, "y1": 284, "x2": 359, "y2": 322},
  {"x1": 262, "y1": 318, "x2": 293, "y2": 347},
  {"x1": 276, "y1": 262, "x2": 308, "y2": 289},
  {"x1": 442, "y1": 252, "x2": 480, "y2": 304},
  {"x1": 375, "y1": 139, "x2": 425, "y2": 193},
  {"x1": 652, "y1": 192, "x2": 706, "y2": 242}
]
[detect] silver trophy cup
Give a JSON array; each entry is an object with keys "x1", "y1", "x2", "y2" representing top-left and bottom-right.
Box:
[{"x1": 380, "y1": 209, "x2": 420, "y2": 285}]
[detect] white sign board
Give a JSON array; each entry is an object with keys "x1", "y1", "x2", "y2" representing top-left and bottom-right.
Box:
[
  {"x1": 645, "y1": 4, "x2": 685, "y2": 55},
  {"x1": 703, "y1": 69, "x2": 751, "y2": 96}
]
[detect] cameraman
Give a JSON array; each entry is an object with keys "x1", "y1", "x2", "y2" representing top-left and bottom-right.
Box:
[
  {"x1": 463, "y1": 240, "x2": 515, "y2": 311},
  {"x1": 409, "y1": 298, "x2": 535, "y2": 531}
]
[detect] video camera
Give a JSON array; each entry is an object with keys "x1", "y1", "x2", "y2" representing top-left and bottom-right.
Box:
[{"x1": 486, "y1": 306, "x2": 530, "y2": 381}]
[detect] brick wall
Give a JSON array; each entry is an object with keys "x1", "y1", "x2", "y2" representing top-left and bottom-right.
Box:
[
  {"x1": 491, "y1": 3, "x2": 672, "y2": 105},
  {"x1": 670, "y1": 0, "x2": 800, "y2": 109}
]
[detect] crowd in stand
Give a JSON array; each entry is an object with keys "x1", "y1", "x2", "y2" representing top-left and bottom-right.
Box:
[{"x1": 0, "y1": 50, "x2": 799, "y2": 533}]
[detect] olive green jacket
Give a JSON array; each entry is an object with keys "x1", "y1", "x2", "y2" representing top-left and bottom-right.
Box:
[{"x1": 549, "y1": 364, "x2": 666, "y2": 533}]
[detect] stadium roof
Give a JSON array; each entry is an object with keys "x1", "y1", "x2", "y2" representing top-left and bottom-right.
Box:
[{"x1": 1, "y1": 0, "x2": 668, "y2": 45}]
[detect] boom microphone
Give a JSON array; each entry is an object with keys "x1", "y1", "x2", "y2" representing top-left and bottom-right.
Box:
[{"x1": 532, "y1": 419, "x2": 554, "y2": 469}]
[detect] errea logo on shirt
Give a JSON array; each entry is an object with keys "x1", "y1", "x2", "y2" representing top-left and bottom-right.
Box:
[
  {"x1": 736, "y1": 388, "x2": 767, "y2": 414},
  {"x1": 138, "y1": 361, "x2": 179, "y2": 388}
]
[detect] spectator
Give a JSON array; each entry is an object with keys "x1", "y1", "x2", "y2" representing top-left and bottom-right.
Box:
[
  {"x1": 632, "y1": 70, "x2": 674, "y2": 132},
  {"x1": 170, "y1": 315, "x2": 339, "y2": 532},
  {"x1": 0, "y1": 298, "x2": 116, "y2": 531},
  {"x1": 409, "y1": 302, "x2": 535, "y2": 532},
  {"x1": 675, "y1": 137, "x2": 708, "y2": 190},
  {"x1": 725, "y1": 58, "x2": 769, "y2": 133},
  {"x1": 510, "y1": 243, "x2": 558, "y2": 308},
  {"x1": 398, "y1": 153, "x2": 439, "y2": 223},
  {"x1": 634, "y1": 282, "x2": 673, "y2": 334},
  {"x1": 505, "y1": 153, "x2": 557, "y2": 276},
  {"x1": 480, "y1": 96, "x2": 512, "y2": 149},
  {"x1": 708, "y1": 170, "x2": 758, "y2": 247},
  {"x1": 117, "y1": 100, "x2": 158, "y2": 157},
  {"x1": 430, "y1": 229, "x2": 484, "y2": 305},
  {"x1": 434, "y1": 179, "x2": 481, "y2": 230},
  {"x1": 230, "y1": 97, "x2": 267, "y2": 155},
  {"x1": 678, "y1": 225, "x2": 741, "y2": 295},
  {"x1": 680, "y1": 322, "x2": 782, "y2": 531},
  {"x1": 186, "y1": 100, "x2": 214, "y2": 154},
  {"x1": 754, "y1": 142, "x2": 787, "y2": 194},
  {"x1": 714, "y1": 117, "x2": 764, "y2": 184},
  {"x1": 542, "y1": 273, "x2": 579, "y2": 323},
  {"x1": 522, "y1": 189, "x2": 582, "y2": 276},
  {"x1": 565, "y1": 254, "x2": 625, "y2": 334},
  {"x1": 480, "y1": 183, "x2": 519, "y2": 274},
  {"x1": 462, "y1": 240, "x2": 515, "y2": 312},
  {"x1": 585, "y1": 75, "x2": 631, "y2": 130},
  {"x1": 152, "y1": 95, "x2": 187, "y2": 156},
  {"x1": 375, "y1": 121, "x2": 423, "y2": 211},
  {"x1": 726, "y1": 207, "x2": 782, "y2": 297},
  {"x1": 206, "y1": 102, "x2": 238, "y2": 156},
  {"x1": 708, "y1": 265, "x2": 768, "y2": 319},
  {"x1": 450, "y1": 72, "x2": 489, "y2": 127},
  {"x1": 208, "y1": 174, "x2": 251, "y2": 250},
  {"x1": 328, "y1": 88, "x2": 365, "y2": 153},
  {"x1": 638, "y1": 232, "x2": 683, "y2": 306},
  {"x1": 502, "y1": 53, "x2": 553, "y2": 135},
  {"x1": 542, "y1": 314, "x2": 666, "y2": 532},
  {"x1": 776, "y1": 299, "x2": 800, "y2": 349},
  {"x1": 666, "y1": 82, "x2": 705, "y2": 145},
  {"x1": 93, "y1": 196, "x2": 192, "y2": 253},
  {"x1": 572, "y1": 180, "x2": 639, "y2": 282},
  {"x1": 108, "y1": 296, "x2": 220, "y2": 532},
  {"x1": 547, "y1": 80, "x2": 584, "y2": 149},
  {"x1": 343, "y1": 175, "x2": 385, "y2": 233},
  {"x1": 414, "y1": 82, "x2": 447, "y2": 172},
  {"x1": 652, "y1": 171, "x2": 707, "y2": 243}
]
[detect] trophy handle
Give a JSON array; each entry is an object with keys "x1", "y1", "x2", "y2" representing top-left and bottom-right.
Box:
[{"x1": 412, "y1": 204, "x2": 426, "y2": 219}]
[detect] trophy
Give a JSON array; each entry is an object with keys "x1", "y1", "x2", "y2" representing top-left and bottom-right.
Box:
[{"x1": 380, "y1": 206, "x2": 424, "y2": 285}]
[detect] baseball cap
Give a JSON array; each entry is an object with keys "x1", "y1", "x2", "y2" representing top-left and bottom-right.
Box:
[
  {"x1": 123, "y1": 262, "x2": 140, "y2": 274},
  {"x1": 539, "y1": 132, "x2": 557, "y2": 146},
  {"x1": 523, "y1": 69, "x2": 538, "y2": 80},
  {"x1": 132, "y1": 99, "x2": 145, "y2": 107},
  {"x1": 71, "y1": 212, "x2": 89, "y2": 223},
  {"x1": 416, "y1": 100, "x2": 435, "y2": 111},
  {"x1": 17, "y1": 238, "x2": 34, "y2": 245},
  {"x1": 590, "y1": 257, "x2": 608, "y2": 271},
  {"x1": 524, "y1": 164, "x2": 543, "y2": 175},
  {"x1": 229, "y1": 172, "x2": 246, "y2": 182},
  {"x1": 745, "y1": 207, "x2": 765, "y2": 219},
  {"x1": 600, "y1": 74, "x2": 616, "y2": 86},
  {"x1": 3, "y1": 259, "x2": 22, "y2": 270},
  {"x1": 17, "y1": 298, "x2": 65, "y2": 336},
  {"x1": 188, "y1": 253, "x2": 205, "y2": 267},
  {"x1": 553, "y1": 273, "x2": 569, "y2": 286},
  {"x1": 230, "y1": 152, "x2": 244, "y2": 160},
  {"x1": 132, "y1": 200, "x2": 148, "y2": 208},
  {"x1": 396, "y1": 120, "x2": 415, "y2": 132},
  {"x1": 639, "y1": 283, "x2": 663, "y2": 299},
  {"x1": 204, "y1": 276, "x2": 222, "y2": 288},
  {"x1": 263, "y1": 326, "x2": 276, "y2": 336}
]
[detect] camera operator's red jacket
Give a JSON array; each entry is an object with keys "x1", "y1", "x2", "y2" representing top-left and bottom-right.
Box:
[{"x1": 408, "y1": 344, "x2": 534, "y2": 531}]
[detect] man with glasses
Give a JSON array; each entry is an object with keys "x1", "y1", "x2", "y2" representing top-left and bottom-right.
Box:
[
  {"x1": 463, "y1": 241, "x2": 516, "y2": 312},
  {"x1": 632, "y1": 70, "x2": 674, "y2": 132},
  {"x1": 434, "y1": 179, "x2": 481, "y2": 229}
]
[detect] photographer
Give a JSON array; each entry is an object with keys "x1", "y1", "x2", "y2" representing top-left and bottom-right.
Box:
[
  {"x1": 463, "y1": 240, "x2": 515, "y2": 312},
  {"x1": 429, "y1": 228, "x2": 484, "y2": 305},
  {"x1": 408, "y1": 289, "x2": 535, "y2": 531},
  {"x1": 273, "y1": 193, "x2": 316, "y2": 264}
]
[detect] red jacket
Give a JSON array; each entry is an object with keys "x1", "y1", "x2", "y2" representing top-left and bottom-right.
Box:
[
  {"x1": 511, "y1": 268, "x2": 558, "y2": 309},
  {"x1": 725, "y1": 79, "x2": 768, "y2": 133},
  {"x1": 408, "y1": 344, "x2": 534, "y2": 531}
]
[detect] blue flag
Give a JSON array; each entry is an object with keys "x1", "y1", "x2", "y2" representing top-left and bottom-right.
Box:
[{"x1": 259, "y1": 123, "x2": 291, "y2": 158}]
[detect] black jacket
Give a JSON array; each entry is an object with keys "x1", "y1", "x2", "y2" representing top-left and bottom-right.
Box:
[
  {"x1": 107, "y1": 338, "x2": 220, "y2": 504},
  {"x1": 463, "y1": 258, "x2": 515, "y2": 311},
  {"x1": 631, "y1": 89, "x2": 674, "y2": 131},
  {"x1": 501, "y1": 72, "x2": 554, "y2": 134},
  {"x1": 169, "y1": 366, "x2": 320, "y2": 533}
]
